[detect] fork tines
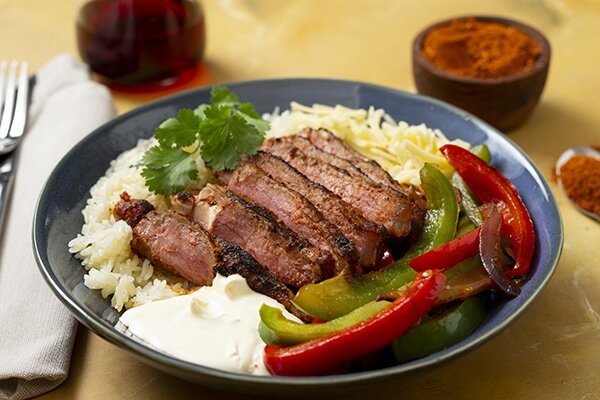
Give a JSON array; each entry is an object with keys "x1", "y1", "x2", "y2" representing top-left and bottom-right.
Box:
[{"x1": 0, "y1": 61, "x2": 29, "y2": 142}]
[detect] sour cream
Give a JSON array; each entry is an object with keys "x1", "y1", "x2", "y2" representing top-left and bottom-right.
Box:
[{"x1": 119, "y1": 274, "x2": 300, "y2": 375}]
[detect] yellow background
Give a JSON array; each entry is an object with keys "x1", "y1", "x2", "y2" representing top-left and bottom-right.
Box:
[{"x1": 1, "y1": 0, "x2": 599, "y2": 398}]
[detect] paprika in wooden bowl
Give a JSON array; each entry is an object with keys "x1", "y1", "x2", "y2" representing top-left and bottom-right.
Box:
[{"x1": 412, "y1": 16, "x2": 550, "y2": 131}]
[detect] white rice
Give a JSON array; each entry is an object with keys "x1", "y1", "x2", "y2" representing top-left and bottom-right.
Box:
[{"x1": 70, "y1": 103, "x2": 467, "y2": 311}]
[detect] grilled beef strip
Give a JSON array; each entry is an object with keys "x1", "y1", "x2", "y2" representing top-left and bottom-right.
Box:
[
  {"x1": 281, "y1": 133, "x2": 426, "y2": 241},
  {"x1": 245, "y1": 151, "x2": 387, "y2": 270},
  {"x1": 298, "y1": 128, "x2": 427, "y2": 210},
  {"x1": 234, "y1": 193, "x2": 329, "y2": 271},
  {"x1": 216, "y1": 163, "x2": 358, "y2": 277},
  {"x1": 191, "y1": 184, "x2": 323, "y2": 288},
  {"x1": 261, "y1": 137, "x2": 424, "y2": 240},
  {"x1": 115, "y1": 194, "x2": 310, "y2": 321},
  {"x1": 131, "y1": 210, "x2": 218, "y2": 286}
]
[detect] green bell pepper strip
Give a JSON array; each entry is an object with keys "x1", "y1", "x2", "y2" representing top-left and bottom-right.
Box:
[
  {"x1": 391, "y1": 295, "x2": 486, "y2": 363},
  {"x1": 264, "y1": 270, "x2": 446, "y2": 376},
  {"x1": 443, "y1": 254, "x2": 481, "y2": 281},
  {"x1": 453, "y1": 174, "x2": 484, "y2": 227},
  {"x1": 293, "y1": 163, "x2": 458, "y2": 320},
  {"x1": 455, "y1": 214, "x2": 477, "y2": 237},
  {"x1": 441, "y1": 144, "x2": 535, "y2": 277},
  {"x1": 452, "y1": 143, "x2": 491, "y2": 227},
  {"x1": 258, "y1": 301, "x2": 390, "y2": 346},
  {"x1": 469, "y1": 144, "x2": 492, "y2": 164}
]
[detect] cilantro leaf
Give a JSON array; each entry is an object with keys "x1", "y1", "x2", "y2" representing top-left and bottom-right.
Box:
[
  {"x1": 199, "y1": 105, "x2": 264, "y2": 170},
  {"x1": 211, "y1": 86, "x2": 239, "y2": 106},
  {"x1": 141, "y1": 145, "x2": 198, "y2": 196},
  {"x1": 238, "y1": 102, "x2": 270, "y2": 133},
  {"x1": 154, "y1": 109, "x2": 200, "y2": 147},
  {"x1": 141, "y1": 86, "x2": 269, "y2": 195},
  {"x1": 194, "y1": 104, "x2": 209, "y2": 119}
]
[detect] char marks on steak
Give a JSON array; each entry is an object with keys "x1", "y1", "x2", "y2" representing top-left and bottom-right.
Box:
[
  {"x1": 131, "y1": 210, "x2": 218, "y2": 286},
  {"x1": 298, "y1": 128, "x2": 427, "y2": 215},
  {"x1": 113, "y1": 192, "x2": 155, "y2": 227},
  {"x1": 278, "y1": 134, "x2": 372, "y2": 181},
  {"x1": 213, "y1": 236, "x2": 311, "y2": 321},
  {"x1": 216, "y1": 163, "x2": 358, "y2": 277},
  {"x1": 261, "y1": 137, "x2": 424, "y2": 240},
  {"x1": 246, "y1": 151, "x2": 387, "y2": 269},
  {"x1": 115, "y1": 194, "x2": 310, "y2": 321},
  {"x1": 193, "y1": 184, "x2": 322, "y2": 288}
]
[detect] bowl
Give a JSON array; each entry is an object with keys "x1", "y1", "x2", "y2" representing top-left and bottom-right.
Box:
[
  {"x1": 33, "y1": 78, "x2": 562, "y2": 396},
  {"x1": 412, "y1": 16, "x2": 551, "y2": 132}
]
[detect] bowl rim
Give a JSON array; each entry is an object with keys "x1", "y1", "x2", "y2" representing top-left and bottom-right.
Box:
[
  {"x1": 412, "y1": 15, "x2": 551, "y2": 84},
  {"x1": 32, "y1": 77, "x2": 563, "y2": 390}
]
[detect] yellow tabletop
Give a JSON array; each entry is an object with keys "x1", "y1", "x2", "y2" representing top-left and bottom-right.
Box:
[{"x1": 2, "y1": 0, "x2": 599, "y2": 398}]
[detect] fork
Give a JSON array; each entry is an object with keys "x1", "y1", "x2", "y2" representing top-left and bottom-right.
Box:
[{"x1": 0, "y1": 61, "x2": 29, "y2": 232}]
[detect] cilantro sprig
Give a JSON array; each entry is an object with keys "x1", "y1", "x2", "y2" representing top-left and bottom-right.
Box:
[{"x1": 141, "y1": 87, "x2": 269, "y2": 196}]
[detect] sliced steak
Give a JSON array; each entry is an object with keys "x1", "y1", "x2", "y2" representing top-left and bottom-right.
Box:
[
  {"x1": 131, "y1": 210, "x2": 217, "y2": 286},
  {"x1": 261, "y1": 137, "x2": 423, "y2": 240},
  {"x1": 268, "y1": 134, "x2": 426, "y2": 238},
  {"x1": 245, "y1": 151, "x2": 386, "y2": 269},
  {"x1": 213, "y1": 237, "x2": 311, "y2": 322},
  {"x1": 115, "y1": 195, "x2": 309, "y2": 321},
  {"x1": 216, "y1": 163, "x2": 358, "y2": 277},
  {"x1": 193, "y1": 184, "x2": 322, "y2": 288},
  {"x1": 298, "y1": 128, "x2": 427, "y2": 210}
]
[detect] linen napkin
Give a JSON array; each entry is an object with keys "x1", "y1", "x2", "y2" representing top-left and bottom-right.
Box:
[{"x1": 0, "y1": 54, "x2": 115, "y2": 400}]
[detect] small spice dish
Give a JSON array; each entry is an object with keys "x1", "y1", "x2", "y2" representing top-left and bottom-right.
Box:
[
  {"x1": 555, "y1": 146, "x2": 600, "y2": 222},
  {"x1": 412, "y1": 16, "x2": 551, "y2": 131}
]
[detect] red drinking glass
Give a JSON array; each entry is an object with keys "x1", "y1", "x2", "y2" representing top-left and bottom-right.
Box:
[{"x1": 76, "y1": 0, "x2": 205, "y2": 90}]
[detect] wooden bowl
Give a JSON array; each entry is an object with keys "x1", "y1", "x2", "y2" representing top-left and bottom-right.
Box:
[{"x1": 412, "y1": 16, "x2": 551, "y2": 132}]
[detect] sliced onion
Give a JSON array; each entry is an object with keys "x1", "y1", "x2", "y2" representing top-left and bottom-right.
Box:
[
  {"x1": 437, "y1": 266, "x2": 492, "y2": 304},
  {"x1": 479, "y1": 203, "x2": 521, "y2": 296}
]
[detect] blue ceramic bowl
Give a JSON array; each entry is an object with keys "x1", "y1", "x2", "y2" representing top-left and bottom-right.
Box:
[{"x1": 33, "y1": 79, "x2": 562, "y2": 395}]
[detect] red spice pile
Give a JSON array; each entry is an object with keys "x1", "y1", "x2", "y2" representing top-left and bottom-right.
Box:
[
  {"x1": 422, "y1": 18, "x2": 541, "y2": 79},
  {"x1": 559, "y1": 155, "x2": 600, "y2": 216}
]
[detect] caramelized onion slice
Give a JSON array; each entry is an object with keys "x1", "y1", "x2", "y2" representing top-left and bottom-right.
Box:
[
  {"x1": 479, "y1": 203, "x2": 521, "y2": 296},
  {"x1": 437, "y1": 265, "x2": 491, "y2": 304}
]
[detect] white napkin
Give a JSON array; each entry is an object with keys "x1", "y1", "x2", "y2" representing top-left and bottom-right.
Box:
[{"x1": 0, "y1": 54, "x2": 115, "y2": 400}]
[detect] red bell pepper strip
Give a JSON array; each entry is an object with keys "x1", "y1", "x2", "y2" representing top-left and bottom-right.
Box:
[
  {"x1": 408, "y1": 227, "x2": 481, "y2": 272},
  {"x1": 440, "y1": 144, "x2": 535, "y2": 277},
  {"x1": 263, "y1": 270, "x2": 446, "y2": 376}
]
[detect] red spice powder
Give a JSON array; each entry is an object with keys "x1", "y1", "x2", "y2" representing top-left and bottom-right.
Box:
[
  {"x1": 422, "y1": 18, "x2": 541, "y2": 79},
  {"x1": 559, "y1": 155, "x2": 600, "y2": 216}
]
